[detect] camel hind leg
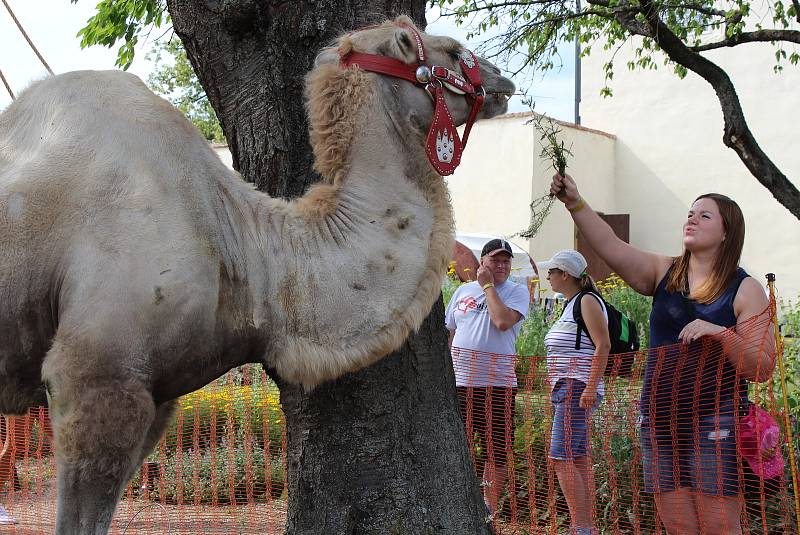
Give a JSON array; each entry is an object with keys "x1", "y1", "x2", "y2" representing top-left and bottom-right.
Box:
[
  {"x1": 43, "y1": 339, "x2": 159, "y2": 535},
  {"x1": 131, "y1": 400, "x2": 177, "y2": 478}
]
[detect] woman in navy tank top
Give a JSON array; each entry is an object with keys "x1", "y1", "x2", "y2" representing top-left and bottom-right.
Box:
[{"x1": 549, "y1": 174, "x2": 775, "y2": 535}]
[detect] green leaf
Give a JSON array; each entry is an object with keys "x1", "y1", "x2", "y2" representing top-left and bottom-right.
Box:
[{"x1": 76, "y1": 0, "x2": 168, "y2": 69}]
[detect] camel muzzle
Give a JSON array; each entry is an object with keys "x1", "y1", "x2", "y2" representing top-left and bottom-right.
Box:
[{"x1": 340, "y1": 23, "x2": 485, "y2": 176}]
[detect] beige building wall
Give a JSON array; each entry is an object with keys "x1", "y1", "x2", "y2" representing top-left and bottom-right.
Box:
[
  {"x1": 446, "y1": 112, "x2": 617, "y2": 274},
  {"x1": 580, "y1": 35, "x2": 800, "y2": 300},
  {"x1": 212, "y1": 143, "x2": 234, "y2": 169}
]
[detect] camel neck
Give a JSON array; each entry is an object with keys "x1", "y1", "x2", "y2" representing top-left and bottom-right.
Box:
[{"x1": 223, "y1": 106, "x2": 453, "y2": 388}]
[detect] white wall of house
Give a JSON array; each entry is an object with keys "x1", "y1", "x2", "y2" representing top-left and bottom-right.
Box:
[
  {"x1": 580, "y1": 35, "x2": 800, "y2": 300},
  {"x1": 212, "y1": 143, "x2": 234, "y2": 169},
  {"x1": 445, "y1": 112, "x2": 617, "y2": 271},
  {"x1": 445, "y1": 113, "x2": 535, "y2": 240}
]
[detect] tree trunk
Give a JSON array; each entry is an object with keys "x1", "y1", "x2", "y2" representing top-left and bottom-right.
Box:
[
  {"x1": 279, "y1": 302, "x2": 490, "y2": 534},
  {"x1": 165, "y1": 1, "x2": 490, "y2": 532}
]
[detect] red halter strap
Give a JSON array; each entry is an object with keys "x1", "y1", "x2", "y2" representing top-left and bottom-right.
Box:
[
  {"x1": 339, "y1": 23, "x2": 485, "y2": 176},
  {"x1": 341, "y1": 52, "x2": 419, "y2": 85}
]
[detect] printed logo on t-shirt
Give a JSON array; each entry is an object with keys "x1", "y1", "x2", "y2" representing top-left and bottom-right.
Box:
[{"x1": 456, "y1": 296, "x2": 486, "y2": 314}]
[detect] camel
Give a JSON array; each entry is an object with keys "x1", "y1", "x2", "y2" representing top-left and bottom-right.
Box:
[{"x1": 0, "y1": 15, "x2": 514, "y2": 534}]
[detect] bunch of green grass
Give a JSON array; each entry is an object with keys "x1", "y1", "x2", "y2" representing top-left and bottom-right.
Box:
[{"x1": 517, "y1": 114, "x2": 573, "y2": 239}]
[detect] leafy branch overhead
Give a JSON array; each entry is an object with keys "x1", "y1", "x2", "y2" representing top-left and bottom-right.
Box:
[
  {"x1": 69, "y1": 1, "x2": 222, "y2": 141},
  {"x1": 436, "y1": 0, "x2": 800, "y2": 219},
  {"x1": 71, "y1": 0, "x2": 167, "y2": 69},
  {"x1": 436, "y1": 0, "x2": 799, "y2": 89}
]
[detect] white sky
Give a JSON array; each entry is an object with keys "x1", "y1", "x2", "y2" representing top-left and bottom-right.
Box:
[
  {"x1": 0, "y1": 1, "x2": 155, "y2": 109},
  {"x1": 425, "y1": 6, "x2": 577, "y2": 120},
  {"x1": 0, "y1": 1, "x2": 576, "y2": 120}
]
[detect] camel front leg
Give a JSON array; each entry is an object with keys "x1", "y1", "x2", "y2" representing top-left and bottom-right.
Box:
[{"x1": 48, "y1": 374, "x2": 156, "y2": 535}]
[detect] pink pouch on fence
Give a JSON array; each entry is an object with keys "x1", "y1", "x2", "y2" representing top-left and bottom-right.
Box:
[{"x1": 738, "y1": 404, "x2": 784, "y2": 480}]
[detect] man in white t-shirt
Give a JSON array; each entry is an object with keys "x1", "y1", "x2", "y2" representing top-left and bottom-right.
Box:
[{"x1": 445, "y1": 238, "x2": 530, "y2": 515}]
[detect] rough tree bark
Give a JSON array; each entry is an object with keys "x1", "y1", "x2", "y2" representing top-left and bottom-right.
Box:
[{"x1": 165, "y1": 1, "x2": 491, "y2": 532}]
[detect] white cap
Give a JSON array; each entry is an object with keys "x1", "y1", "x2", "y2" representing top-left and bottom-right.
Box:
[{"x1": 538, "y1": 250, "x2": 588, "y2": 279}]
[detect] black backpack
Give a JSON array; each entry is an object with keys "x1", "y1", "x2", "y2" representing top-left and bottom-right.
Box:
[{"x1": 572, "y1": 290, "x2": 640, "y2": 377}]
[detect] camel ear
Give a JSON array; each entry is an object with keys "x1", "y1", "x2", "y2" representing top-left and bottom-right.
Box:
[
  {"x1": 314, "y1": 47, "x2": 341, "y2": 67},
  {"x1": 392, "y1": 27, "x2": 418, "y2": 62}
]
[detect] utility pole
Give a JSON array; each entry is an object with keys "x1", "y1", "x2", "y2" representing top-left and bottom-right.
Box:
[{"x1": 574, "y1": 0, "x2": 582, "y2": 124}]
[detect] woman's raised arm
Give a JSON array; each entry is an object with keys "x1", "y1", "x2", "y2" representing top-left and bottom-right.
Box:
[{"x1": 550, "y1": 173, "x2": 672, "y2": 296}]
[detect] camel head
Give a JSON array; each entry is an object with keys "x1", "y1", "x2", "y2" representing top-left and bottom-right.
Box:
[
  {"x1": 308, "y1": 15, "x2": 515, "y2": 176},
  {"x1": 286, "y1": 19, "x2": 516, "y2": 388}
]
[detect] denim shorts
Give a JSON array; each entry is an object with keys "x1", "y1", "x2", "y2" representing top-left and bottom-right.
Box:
[
  {"x1": 549, "y1": 378, "x2": 601, "y2": 460},
  {"x1": 641, "y1": 411, "x2": 740, "y2": 496}
]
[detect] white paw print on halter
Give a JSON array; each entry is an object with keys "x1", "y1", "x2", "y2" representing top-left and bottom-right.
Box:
[{"x1": 436, "y1": 128, "x2": 455, "y2": 163}]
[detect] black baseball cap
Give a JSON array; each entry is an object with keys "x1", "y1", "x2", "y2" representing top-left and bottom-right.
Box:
[{"x1": 481, "y1": 238, "x2": 514, "y2": 258}]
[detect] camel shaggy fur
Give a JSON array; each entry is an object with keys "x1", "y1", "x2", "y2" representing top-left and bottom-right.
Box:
[{"x1": 0, "y1": 16, "x2": 514, "y2": 534}]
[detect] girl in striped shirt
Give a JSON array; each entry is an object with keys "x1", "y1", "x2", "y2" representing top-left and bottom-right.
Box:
[{"x1": 541, "y1": 250, "x2": 609, "y2": 535}]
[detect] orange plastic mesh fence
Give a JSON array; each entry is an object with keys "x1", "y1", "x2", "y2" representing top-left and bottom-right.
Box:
[
  {"x1": 451, "y1": 301, "x2": 797, "y2": 534},
  {"x1": 0, "y1": 367, "x2": 287, "y2": 534},
  {"x1": 0, "y1": 307, "x2": 796, "y2": 534}
]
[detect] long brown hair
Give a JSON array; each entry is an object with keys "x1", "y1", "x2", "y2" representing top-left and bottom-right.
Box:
[
  {"x1": 579, "y1": 272, "x2": 600, "y2": 295},
  {"x1": 666, "y1": 193, "x2": 745, "y2": 304}
]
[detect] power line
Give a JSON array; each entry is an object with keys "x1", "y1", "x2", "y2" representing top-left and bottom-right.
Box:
[
  {"x1": 1, "y1": 0, "x2": 53, "y2": 75},
  {"x1": 0, "y1": 67, "x2": 14, "y2": 100}
]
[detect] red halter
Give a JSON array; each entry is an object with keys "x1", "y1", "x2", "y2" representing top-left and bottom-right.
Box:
[{"x1": 340, "y1": 23, "x2": 485, "y2": 176}]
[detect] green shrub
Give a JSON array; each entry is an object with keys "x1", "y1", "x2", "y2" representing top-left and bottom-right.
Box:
[
  {"x1": 775, "y1": 300, "x2": 800, "y2": 447},
  {"x1": 139, "y1": 378, "x2": 286, "y2": 504},
  {"x1": 515, "y1": 303, "x2": 559, "y2": 386},
  {"x1": 160, "y1": 381, "x2": 284, "y2": 457},
  {"x1": 515, "y1": 302, "x2": 560, "y2": 357},
  {"x1": 503, "y1": 391, "x2": 565, "y2": 529},
  {"x1": 442, "y1": 273, "x2": 464, "y2": 309},
  {"x1": 133, "y1": 428, "x2": 285, "y2": 504}
]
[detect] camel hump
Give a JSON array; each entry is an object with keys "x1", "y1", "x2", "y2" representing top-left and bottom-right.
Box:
[
  {"x1": 0, "y1": 70, "x2": 205, "y2": 170},
  {"x1": 0, "y1": 69, "x2": 239, "y2": 295},
  {"x1": 4, "y1": 70, "x2": 167, "y2": 119}
]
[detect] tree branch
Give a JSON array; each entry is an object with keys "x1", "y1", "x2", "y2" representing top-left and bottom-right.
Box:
[
  {"x1": 438, "y1": 0, "x2": 566, "y2": 17},
  {"x1": 633, "y1": 0, "x2": 800, "y2": 219},
  {"x1": 690, "y1": 29, "x2": 800, "y2": 51},
  {"x1": 462, "y1": 4, "x2": 620, "y2": 69},
  {"x1": 613, "y1": 6, "x2": 654, "y2": 38},
  {"x1": 590, "y1": 0, "x2": 658, "y2": 35},
  {"x1": 511, "y1": 9, "x2": 618, "y2": 28},
  {"x1": 659, "y1": 3, "x2": 727, "y2": 18}
]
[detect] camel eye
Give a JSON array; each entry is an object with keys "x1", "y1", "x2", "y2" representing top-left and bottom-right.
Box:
[{"x1": 448, "y1": 50, "x2": 462, "y2": 62}]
